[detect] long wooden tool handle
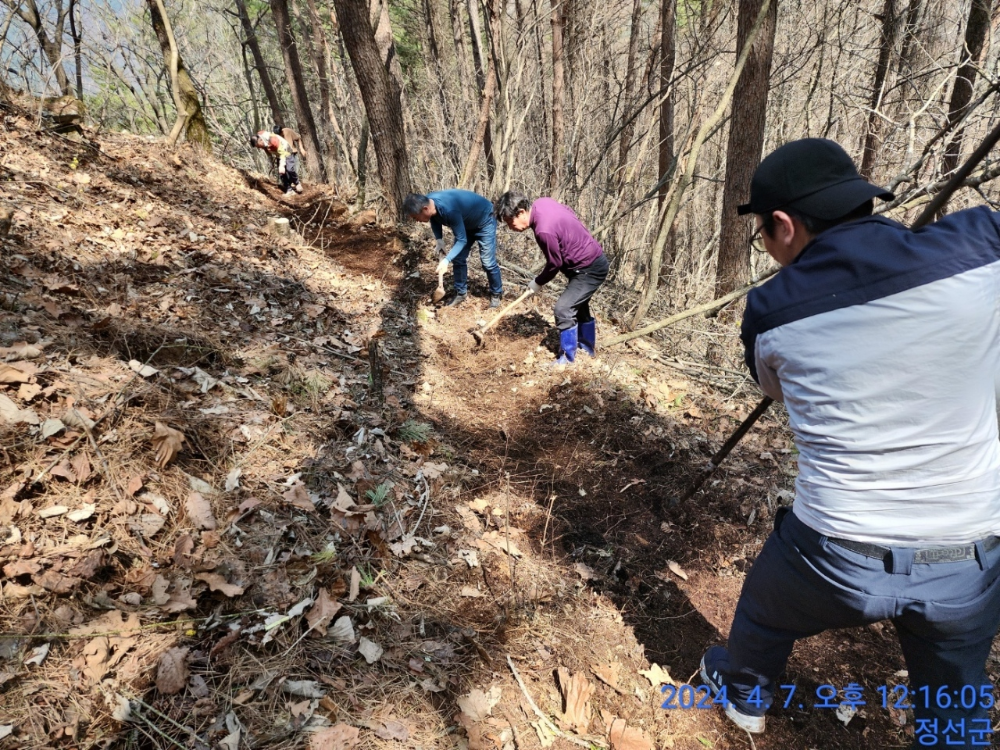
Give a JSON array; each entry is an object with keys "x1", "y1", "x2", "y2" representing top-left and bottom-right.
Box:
[{"x1": 481, "y1": 290, "x2": 533, "y2": 334}]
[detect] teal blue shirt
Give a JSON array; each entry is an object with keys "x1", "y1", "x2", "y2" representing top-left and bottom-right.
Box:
[{"x1": 428, "y1": 189, "x2": 494, "y2": 262}]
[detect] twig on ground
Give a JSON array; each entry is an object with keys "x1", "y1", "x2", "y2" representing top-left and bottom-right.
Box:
[
  {"x1": 130, "y1": 696, "x2": 199, "y2": 747},
  {"x1": 505, "y1": 654, "x2": 608, "y2": 749},
  {"x1": 409, "y1": 472, "x2": 431, "y2": 537}
]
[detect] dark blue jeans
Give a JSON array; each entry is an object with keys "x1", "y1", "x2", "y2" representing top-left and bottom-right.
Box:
[
  {"x1": 452, "y1": 215, "x2": 502, "y2": 296},
  {"x1": 727, "y1": 507, "x2": 1000, "y2": 748}
]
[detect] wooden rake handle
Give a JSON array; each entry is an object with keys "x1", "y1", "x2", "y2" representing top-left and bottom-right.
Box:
[{"x1": 480, "y1": 289, "x2": 534, "y2": 334}]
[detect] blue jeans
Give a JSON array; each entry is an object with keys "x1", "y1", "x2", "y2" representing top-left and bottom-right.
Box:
[
  {"x1": 451, "y1": 216, "x2": 503, "y2": 296},
  {"x1": 727, "y1": 507, "x2": 1000, "y2": 748}
]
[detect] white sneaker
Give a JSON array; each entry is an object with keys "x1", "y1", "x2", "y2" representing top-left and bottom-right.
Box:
[
  {"x1": 294, "y1": 184, "x2": 303, "y2": 193},
  {"x1": 285, "y1": 189, "x2": 295, "y2": 196}
]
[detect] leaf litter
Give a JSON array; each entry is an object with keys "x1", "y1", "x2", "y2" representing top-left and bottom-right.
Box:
[{"x1": 0, "y1": 97, "x2": 876, "y2": 750}]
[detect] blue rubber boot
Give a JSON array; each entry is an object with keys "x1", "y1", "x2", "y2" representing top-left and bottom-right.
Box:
[
  {"x1": 553, "y1": 326, "x2": 578, "y2": 365},
  {"x1": 578, "y1": 319, "x2": 596, "y2": 357}
]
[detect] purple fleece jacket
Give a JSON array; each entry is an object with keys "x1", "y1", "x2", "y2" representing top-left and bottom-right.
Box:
[{"x1": 529, "y1": 198, "x2": 605, "y2": 285}]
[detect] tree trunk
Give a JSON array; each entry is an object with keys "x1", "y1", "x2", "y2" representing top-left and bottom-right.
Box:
[
  {"x1": 270, "y1": 0, "x2": 328, "y2": 181},
  {"x1": 941, "y1": 0, "x2": 992, "y2": 178},
  {"x1": 357, "y1": 119, "x2": 369, "y2": 203},
  {"x1": 294, "y1": 0, "x2": 338, "y2": 179},
  {"x1": 458, "y1": 26, "x2": 497, "y2": 187},
  {"x1": 657, "y1": 0, "x2": 675, "y2": 208},
  {"x1": 548, "y1": 0, "x2": 566, "y2": 192},
  {"x1": 235, "y1": 0, "x2": 285, "y2": 128},
  {"x1": 614, "y1": 0, "x2": 643, "y2": 190},
  {"x1": 424, "y1": 0, "x2": 461, "y2": 174},
  {"x1": 860, "y1": 0, "x2": 898, "y2": 179},
  {"x1": 333, "y1": 0, "x2": 412, "y2": 217},
  {"x1": 630, "y1": 0, "x2": 773, "y2": 329},
  {"x1": 895, "y1": 0, "x2": 923, "y2": 79},
  {"x1": 370, "y1": 0, "x2": 404, "y2": 89},
  {"x1": 238, "y1": 32, "x2": 262, "y2": 131},
  {"x1": 146, "y1": 0, "x2": 212, "y2": 149},
  {"x1": 5, "y1": 0, "x2": 71, "y2": 95},
  {"x1": 714, "y1": 0, "x2": 778, "y2": 299},
  {"x1": 465, "y1": 0, "x2": 496, "y2": 180},
  {"x1": 68, "y1": 0, "x2": 82, "y2": 99},
  {"x1": 449, "y1": 0, "x2": 471, "y2": 86}
]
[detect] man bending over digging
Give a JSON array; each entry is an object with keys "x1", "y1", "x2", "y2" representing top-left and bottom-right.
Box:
[{"x1": 699, "y1": 138, "x2": 1000, "y2": 749}]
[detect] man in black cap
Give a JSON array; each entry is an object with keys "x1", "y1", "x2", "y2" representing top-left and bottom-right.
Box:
[{"x1": 699, "y1": 139, "x2": 1000, "y2": 748}]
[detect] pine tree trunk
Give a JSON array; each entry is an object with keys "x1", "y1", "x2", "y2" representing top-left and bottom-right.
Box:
[
  {"x1": 714, "y1": 0, "x2": 778, "y2": 299},
  {"x1": 270, "y1": 0, "x2": 328, "y2": 181},
  {"x1": 332, "y1": 0, "x2": 412, "y2": 217}
]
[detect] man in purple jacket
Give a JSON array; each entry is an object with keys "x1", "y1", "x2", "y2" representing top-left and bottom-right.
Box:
[{"x1": 494, "y1": 191, "x2": 609, "y2": 364}]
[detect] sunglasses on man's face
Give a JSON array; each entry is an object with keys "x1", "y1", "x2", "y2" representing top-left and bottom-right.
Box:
[{"x1": 748, "y1": 225, "x2": 767, "y2": 254}]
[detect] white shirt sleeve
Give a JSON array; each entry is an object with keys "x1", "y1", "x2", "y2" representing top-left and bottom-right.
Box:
[{"x1": 755, "y1": 336, "x2": 784, "y2": 403}]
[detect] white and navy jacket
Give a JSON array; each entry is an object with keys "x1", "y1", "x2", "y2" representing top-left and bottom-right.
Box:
[{"x1": 741, "y1": 208, "x2": 1000, "y2": 545}]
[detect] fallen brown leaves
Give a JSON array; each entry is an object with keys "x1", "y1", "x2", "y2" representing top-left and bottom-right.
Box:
[
  {"x1": 151, "y1": 421, "x2": 185, "y2": 467},
  {"x1": 557, "y1": 667, "x2": 595, "y2": 733}
]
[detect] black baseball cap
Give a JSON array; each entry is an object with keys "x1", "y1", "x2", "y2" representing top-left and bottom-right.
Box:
[{"x1": 737, "y1": 138, "x2": 894, "y2": 219}]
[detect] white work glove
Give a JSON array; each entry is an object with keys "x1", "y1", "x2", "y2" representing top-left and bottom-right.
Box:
[
  {"x1": 435, "y1": 238, "x2": 445, "y2": 255},
  {"x1": 527, "y1": 279, "x2": 542, "y2": 295},
  {"x1": 436, "y1": 258, "x2": 449, "y2": 276}
]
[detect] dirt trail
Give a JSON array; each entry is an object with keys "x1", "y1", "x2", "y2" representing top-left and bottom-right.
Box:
[{"x1": 0, "y1": 105, "x2": 993, "y2": 750}]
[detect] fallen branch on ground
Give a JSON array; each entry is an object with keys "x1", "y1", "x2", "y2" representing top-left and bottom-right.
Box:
[{"x1": 606, "y1": 266, "x2": 779, "y2": 348}]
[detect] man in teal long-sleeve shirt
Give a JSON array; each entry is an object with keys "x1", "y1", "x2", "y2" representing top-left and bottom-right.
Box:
[{"x1": 404, "y1": 190, "x2": 504, "y2": 307}]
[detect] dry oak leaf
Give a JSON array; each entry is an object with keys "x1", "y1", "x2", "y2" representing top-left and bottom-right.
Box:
[
  {"x1": 373, "y1": 720, "x2": 409, "y2": 741},
  {"x1": 0, "y1": 364, "x2": 32, "y2": 384},
  {"x1": 306, "y1": 588, "x2": 342, "y2": 636},
  {"x1": 195, "y1": 572, "x2": 244, "y2": 597},
  {"x1": 71, "y1": 453, "x2": 92, "y2": 483},
  {"x1": 151, "y1": 422, "x2": 185, "y2": 468},
  {"x1": 608, "y1": 718, "x2": 653, "y2": 750},
  {"x1": 476, "y1": 530, "x2": 522, "y2": 558},
  {"x1": 638, "y1": 663, "x2": 674, "y2": 687},
  {"x1": 557, "y1": 667, "x2": 595, "y2": 733},
  {"x1": 457, "y1": 686, "x2": 502, "y2": 723},
  {"x1": 309, "y1": 724, "x2": 360, "y2": 750},
  {"x1": 126, "y1": 474, "x2": 144, "y2": 497},
  {"x1": 0, "y1": 393, "x2": 39, "y2": 425},
  {"x1": 33, "y1": 569, "x2": 82, "y2": 594},
  {"x1": 185, "y1": 492, "x2": 217, "y2": 530},
  {"x1": 283, "y1": 483, "x2": 315, "y2": 511},
  {"x1": 593, "y1": 662, "x2": 625, "y2": 694},
  {"x1": 155, "y1": 646, "x2": 190, "y2": 695},
  {"x1": 3, "y1": 559, "x2": 42, "y2": 577}
]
